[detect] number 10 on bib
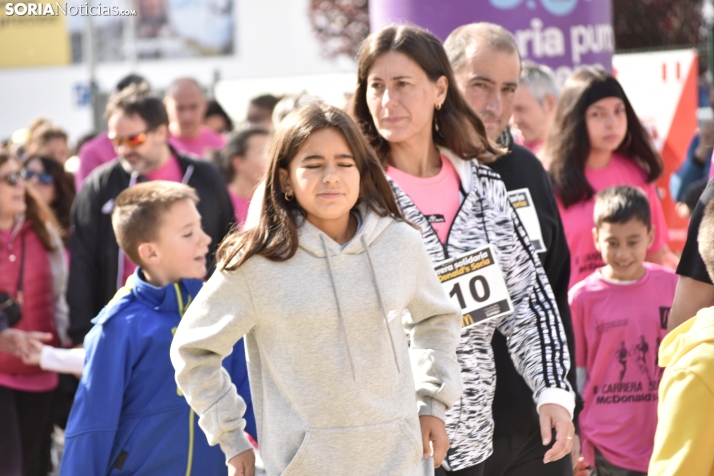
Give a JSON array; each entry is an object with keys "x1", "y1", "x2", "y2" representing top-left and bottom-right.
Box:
[{"x1": 434, "y1": 244, "x2": 514, "y2": 328}]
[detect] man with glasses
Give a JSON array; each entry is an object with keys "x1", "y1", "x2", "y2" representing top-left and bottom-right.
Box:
[{"x1": 67, "y1": 83, "x2": 234, "y2": 347}]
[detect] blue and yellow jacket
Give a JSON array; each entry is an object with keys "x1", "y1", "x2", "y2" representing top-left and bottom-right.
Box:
[{"x1": 60, "y1": 269, "x2": 256, "y2": 475}]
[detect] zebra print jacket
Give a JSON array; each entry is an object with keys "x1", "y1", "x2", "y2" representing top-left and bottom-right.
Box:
[{"x1": 388, "y1": 148, "x2": 574, "y2": 471}]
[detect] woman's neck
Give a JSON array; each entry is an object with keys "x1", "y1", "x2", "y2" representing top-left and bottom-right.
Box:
[
  {"x1": 387, "y1": 134, "x2": 442, "y2": 178},
  {"x1": 586, "y1": 148, "x2": 613, "y2": 169},
  {"x1": 228, "y1": 176, "x2": 258, "y2": 200},
  {"x1": 0, "y1": 213, "x2": 15, "y2": 231}
]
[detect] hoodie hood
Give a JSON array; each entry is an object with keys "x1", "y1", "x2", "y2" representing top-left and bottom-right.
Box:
[
  {"x1": 297, "y1": 202, "x2": 394, "y2": 258},
  {"x1": 659, "y1": 307, "x2": 714, "y2": 368}
]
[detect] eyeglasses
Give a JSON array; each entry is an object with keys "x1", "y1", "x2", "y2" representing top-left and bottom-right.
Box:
[
  {"x1": 25, "y1": 169, "x2": 54, "y2": 185},
  {"x1": 1, "y1": 169, "x2": 27, "y2": 186},
  {"x1": 109, "y1": 131, "x2": 149, "y2": 148}
]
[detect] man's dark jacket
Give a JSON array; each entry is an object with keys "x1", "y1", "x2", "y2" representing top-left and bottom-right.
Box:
[
  {"x1": 488, "y1": 128, "x2": 582, "y2": 436},
  {"x1": 67, "y1": 150, "x2": 235, "y2": 345}
]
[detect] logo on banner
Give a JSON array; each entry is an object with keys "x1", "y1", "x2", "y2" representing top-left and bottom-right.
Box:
[
  {"x1": 489, "y1": 0, "x2": 524, "y2": 8},
  {"x1": 540, "y1": 0, "x2": 578, "y2": 16}
]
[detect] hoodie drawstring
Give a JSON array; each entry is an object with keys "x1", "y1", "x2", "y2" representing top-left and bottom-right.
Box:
[
  {"x1": 361, "y1": 235, "x2": 401, "y2": 374},
  {"x1": 321, "y1": 235, "x2": 357, "y2": 381}
]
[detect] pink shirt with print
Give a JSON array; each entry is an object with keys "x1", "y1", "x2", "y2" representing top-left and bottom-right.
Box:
[
  {"x1": 168, "y1": 126, "x2": 225, "y2": 159},
  {"x1": 557, "y1": 153, "x2": 668, "y2": 289},
  {"x1": 569, "y1": 263, "x2": 677, "y2": 472},
  {"x1": 386, "y1": 156, "x2": 461, "y2": 243}
]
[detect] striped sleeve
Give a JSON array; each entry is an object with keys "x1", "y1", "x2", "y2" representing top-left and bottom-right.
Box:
[{"x1": 494, "y1": 178, "x2": 574, "y2": 415}]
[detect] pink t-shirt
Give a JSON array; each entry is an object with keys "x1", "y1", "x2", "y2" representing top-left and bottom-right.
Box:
[
  {"x1": 386, "y1": 156, "x2": 461, "y2": 243},
  {"x1": 227, "y1": 188, "x2": 250, "y2": 229},
  {"x1": 523, "y1": 138, "x2": 544, "y2": 156},
  {"x1": 557, "y1": 153, "x2": 669, "y2": 289},
  {"x1": 76, "y1": 132, "x2": 118, "y2": 190},
  {"x1": 708, "y1": 150, "x2": 714, "y2": 180},
  {"x1": 168, "y1": 125, "x2": 225, "y2": 158},
  {"x1": 569, "y1": 263, "x2": 677, "y2": 472},
  {"x1": 121, "y1": 156, "x2": 184, "y2": 285}
]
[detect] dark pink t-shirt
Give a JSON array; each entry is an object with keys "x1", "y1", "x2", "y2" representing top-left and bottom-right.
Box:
[
  {"x1": 386, "y1": 156, "x2": 461, "y2": 243},
  {"x1": 557, "y1": 153, "x2": 668, "y2": 289},
  {"x1": 569, "y1": 262, "x2": 677, "y2": 472},
  {"x1": 168, "y1": 126, "x2": 225, "y2": 159},
  {"x1": 121, "y1": 156, "x2": 184, "y2": 285},
  {"x1": 76, "y1": 132, "x2": 117, "y2": 190}
]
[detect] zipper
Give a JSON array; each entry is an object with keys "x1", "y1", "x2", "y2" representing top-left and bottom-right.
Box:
[{"x1": 174, "y1": 282, "x2": 195, "y2": 476}]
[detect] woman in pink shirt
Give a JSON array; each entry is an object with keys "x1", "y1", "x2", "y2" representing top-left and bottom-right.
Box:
[
  {"x1": 546, "y1": 67, "x2": 667, "y2": 289},
  {"x1": 0, "y1": 152, "x2": 68, "y2": 476},
  {"x1": 213, "y1": 127, "x2": 271, "y2": 229}
]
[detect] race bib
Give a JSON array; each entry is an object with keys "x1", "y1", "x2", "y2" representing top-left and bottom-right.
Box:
[
  {"x1": 508, "y1": 188, "x2": 546, "y2": 253},
  {"x1": 434, "y1": 245, "x2": 514, "y2": 328}
]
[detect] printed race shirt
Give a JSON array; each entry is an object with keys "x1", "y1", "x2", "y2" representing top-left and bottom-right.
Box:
[{"x1": 569, "y1": 263, "x2": 677, "y2": 472}]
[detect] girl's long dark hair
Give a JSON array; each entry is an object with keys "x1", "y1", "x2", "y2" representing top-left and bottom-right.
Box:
[
  {"x1": 350, "y1": 24, "x2": 501, "y2": 164},
  {"x1": 0, "y1": 153, "x2": 60, "y2": 250},
  {"x1": 217, "y1": 102, "x2": 408, "y2": 271},
  {"x1": 23, "y1": 155, "x2": 76, "y2": 246},
  {"x1": 546, "y1": 67, "x2": 663, "y2": 208}
]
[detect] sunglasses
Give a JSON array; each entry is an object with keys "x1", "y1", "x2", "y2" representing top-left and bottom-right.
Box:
[
  {"x1": 25, "y1": 169, "x2": 54, "y2": 185},
  {"x1": 1, "y1": 169, "x2": 27, "y2": 186},
  {"x1": 109, "y1": 131, "x2": 149, "y2": 148}
]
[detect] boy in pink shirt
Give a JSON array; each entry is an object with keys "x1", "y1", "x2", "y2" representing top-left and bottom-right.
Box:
[{"x1": 569, "y1": 185, "x2": 677, "y2": 475}]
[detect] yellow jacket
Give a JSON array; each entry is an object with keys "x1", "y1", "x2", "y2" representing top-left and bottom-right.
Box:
[{"x1": 649, "y1": 307, "x2": 714, "y2": 476}]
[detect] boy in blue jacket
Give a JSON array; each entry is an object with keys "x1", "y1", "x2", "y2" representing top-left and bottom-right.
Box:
[{"x1": 61, "y1": 181, "x2": 255, "y2": 475}]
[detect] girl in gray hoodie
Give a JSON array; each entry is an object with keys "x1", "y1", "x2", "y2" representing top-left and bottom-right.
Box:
[{"x1": 170, "y1": 103, "x2": 463, "y2": 476}]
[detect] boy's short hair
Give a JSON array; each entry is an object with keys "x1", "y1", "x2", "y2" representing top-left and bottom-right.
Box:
[
  {"x1": 593, "y1": 185, "x2": 651, "y2": 229},
  {"x1": 112, "y1": 181, "x2": 199, "y2": 265},
  {"x1": 698, "y1": 199, "x2": 714, "y2": 282}
]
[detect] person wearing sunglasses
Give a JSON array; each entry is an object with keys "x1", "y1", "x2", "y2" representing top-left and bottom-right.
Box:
[
  {"x1": 0, "y1": 152, "x2": 70, "y2": 476},
  {"x1": 67, "y1": 83, "x2": 235, "y2": 349},
  {"x1": 23, "y1": 156, "x2": 76, "y2": 248},
  {"x1": 75, "y1": 74, "x2": 150, "y2": 190}
]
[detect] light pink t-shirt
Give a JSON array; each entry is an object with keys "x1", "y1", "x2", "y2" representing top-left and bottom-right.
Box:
[
  {"x1": 708, "y1": 150, "x2": 714, "y2": 180},
  {"x1": 76, "y1": 132, "x2": 117, "y2": 190},
  {"x1": 569, "y1": 263, "x2": 677, "y2": 472},
  {"x1": 227, "y1": 188, "x2": 250, "y2": 230},
  {"x1": 557, "y1": 153, "x2": 668, "y2": 289},
  {"x1": 168, "y1": 125, "x2": 225, "y2": 158},
  {"x1": 386, "y1": 156, "x2": 461, "y2": 243},
  {"x1": 121, "y1": 156, "x2": 184, "y2": 285}
]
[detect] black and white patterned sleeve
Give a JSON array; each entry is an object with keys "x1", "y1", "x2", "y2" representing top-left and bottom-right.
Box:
[{"x1": 493, "y1": 179, "x2": 575, "y2": 416}]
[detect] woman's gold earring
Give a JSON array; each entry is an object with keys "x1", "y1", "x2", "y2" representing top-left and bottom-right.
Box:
[
  {"x1": 284, "y1": 192, "x2": 294, "y2": 202},
  {"x1": 435, "y1": 103, "x2": 442, "y2": 111}
]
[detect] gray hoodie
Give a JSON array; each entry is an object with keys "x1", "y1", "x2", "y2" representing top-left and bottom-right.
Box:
[{"x1": 170, "y1": 204, "x2": 463, "y2": 476}]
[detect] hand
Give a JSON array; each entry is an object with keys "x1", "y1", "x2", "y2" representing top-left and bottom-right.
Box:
[
  {"x1": 0, "y1": 329, "x2": 52, "y2": 356},
  {"x1": 539, "y1": 403, "x2": 574, "y2": 464},
  {"x1": 570, "y1": 434, "x2": 589, "y2": 476},
  {"x1": 419, "y1": 415, "x2": 449, "y2": 468},
  {"x1": 227, "y1": 449, "x2": 255, "y2": 476},
  {"x1": 20, "y1": 338, "x2": 44, "y2": 366},
  {"x1": 700, "y1": 121, "x2": 714, "y2": 150},
  {"x1": 574, "y1": 457, "x2": 590, "y2": 476}
]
